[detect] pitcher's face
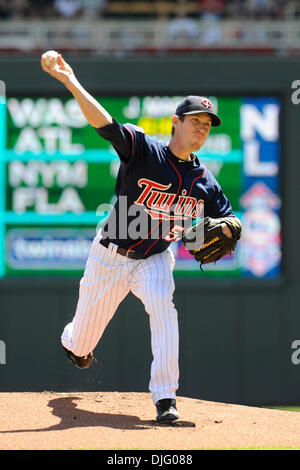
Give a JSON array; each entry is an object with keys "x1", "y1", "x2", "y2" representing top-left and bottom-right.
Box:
[{"x1": 172, "y1": 113, "x2": 212, "y2": 151}]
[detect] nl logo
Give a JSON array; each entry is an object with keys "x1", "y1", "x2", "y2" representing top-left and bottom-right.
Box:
[{"x1": 0, "y1": 340, "x2": 6, "y2": 365}]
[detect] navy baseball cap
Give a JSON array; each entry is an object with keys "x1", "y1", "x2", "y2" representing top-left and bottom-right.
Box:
[{"x1": 175, "y1": 95, "x2": 221, "y2": 127}]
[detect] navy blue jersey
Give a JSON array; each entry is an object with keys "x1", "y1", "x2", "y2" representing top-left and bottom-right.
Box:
[{"x1": 95, "y1": 119, "x2": 234, "y2": 257}]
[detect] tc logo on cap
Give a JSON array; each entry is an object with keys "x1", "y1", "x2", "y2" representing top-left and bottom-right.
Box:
[{"x1": 201, "y1": 98, "x2": 212, "y2": 109}]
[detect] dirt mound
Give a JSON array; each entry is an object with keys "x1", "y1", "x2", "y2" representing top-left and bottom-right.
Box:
[{"x1": 0, "y1": 392, "x2": 300, "y2": 449}]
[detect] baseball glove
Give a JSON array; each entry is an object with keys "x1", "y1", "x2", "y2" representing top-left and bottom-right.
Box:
[{"x1": 182, "y1": 216, "x2": 242, "y2": 270}]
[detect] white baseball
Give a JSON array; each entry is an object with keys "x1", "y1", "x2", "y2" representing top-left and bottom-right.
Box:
[{"x1": 44, "y1": 50, "x2": 59, "y2": 68}]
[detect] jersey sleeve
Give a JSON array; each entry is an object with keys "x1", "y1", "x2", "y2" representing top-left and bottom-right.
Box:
[
  {"x1": 94, "y1": 119, "x2": 145, "y2": 163},
  {"x1": 204, "y1": 174, "x2": 235, "y2": 218}
]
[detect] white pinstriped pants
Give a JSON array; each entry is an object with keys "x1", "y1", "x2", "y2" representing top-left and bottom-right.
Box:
[{"x1": 61, "y1": 231, "x2": 179, "y2": 404}]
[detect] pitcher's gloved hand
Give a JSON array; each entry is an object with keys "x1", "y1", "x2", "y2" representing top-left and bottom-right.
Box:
[{"x1": 182, "y1": 216, "x2": 242, "y2": 270}]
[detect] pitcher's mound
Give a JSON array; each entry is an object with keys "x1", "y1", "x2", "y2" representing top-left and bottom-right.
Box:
[{"x1": 0, "y1": 392, "x2": 300, "y2": 449}]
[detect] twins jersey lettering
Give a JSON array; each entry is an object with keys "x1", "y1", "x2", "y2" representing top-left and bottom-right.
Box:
[
  {"x1": 61, "y1": 118, "x2": 234, "y2": 405},
  {"x1": 135, "y1": 178, "x2": 204, "y2": 220}
]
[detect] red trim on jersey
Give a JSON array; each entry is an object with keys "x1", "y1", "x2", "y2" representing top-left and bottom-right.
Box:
[
  {"x1": 124, "y1": 125, "x2": 135, "y2": 156},
  {"x1": 165, "y1": 157, "x2": 182, "y2": 196},
  {"x1": 143, "y1": 157, "x2": 182, "y2": 256},
  {"x1": 161, "y1": 221, "x2": 175, "y2": 242},
  {"x1": 143, "y1": 163, "x2": 206, "y2": 255},
  {"x1": 187, "y1": 166, "x2": 206, "y2": 197},
  {"x1": 127, "y1": 220, "x2": 162, "y2": 252}
]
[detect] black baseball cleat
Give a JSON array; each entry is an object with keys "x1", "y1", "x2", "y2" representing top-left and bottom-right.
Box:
[
  {"x1": 62, "y1": 346, "x2": 94, "y2": 369},
  {"x1": 156, "y1": 398, "x2": 180, "y2": 424}
]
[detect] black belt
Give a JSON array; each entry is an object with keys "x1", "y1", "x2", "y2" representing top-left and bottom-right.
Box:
[{"x1": 100, "y1": 239, "x2": 148, "y2": 260}]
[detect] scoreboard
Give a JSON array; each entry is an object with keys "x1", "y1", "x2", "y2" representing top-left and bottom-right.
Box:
[{"x1": 0, "y1": 94, "x2": 282, "y2": 278}]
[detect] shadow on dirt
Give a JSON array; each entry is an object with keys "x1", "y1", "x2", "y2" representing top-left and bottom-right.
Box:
[{"x1": 0, "y1": 396, "x2": 195, "y2": 433}]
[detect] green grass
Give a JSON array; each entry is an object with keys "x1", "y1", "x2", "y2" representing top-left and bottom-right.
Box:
[{"x1": 265, "y1": 406, "x2": 300, "y2": 412}]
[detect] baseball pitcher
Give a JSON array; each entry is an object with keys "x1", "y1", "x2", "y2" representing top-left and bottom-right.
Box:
[{"x1": 41, "y1": 51, "x2": 241, "y2": 424}]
